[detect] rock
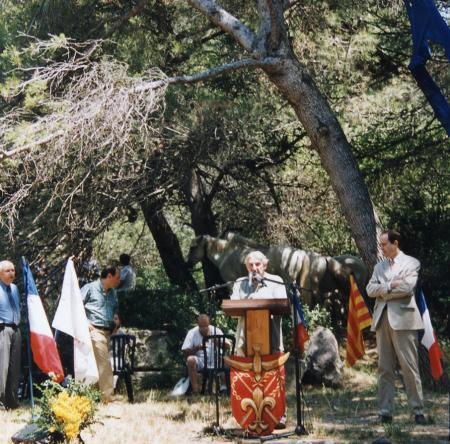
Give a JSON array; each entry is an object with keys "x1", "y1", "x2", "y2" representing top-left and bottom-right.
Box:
[
  {"x1": 302, "y1": 327, "x2": 343, "y2": 387},
  {"x1": 121, "y1": 328, "x2": 171, "y2": 370},
  {"x1": 11, "y1": 424, "x2": 62, "y2": 444}
]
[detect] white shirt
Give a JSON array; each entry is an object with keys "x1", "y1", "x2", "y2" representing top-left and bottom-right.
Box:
[{"x1": 181, "y1": 325, "x2": 223, "y2": 368}]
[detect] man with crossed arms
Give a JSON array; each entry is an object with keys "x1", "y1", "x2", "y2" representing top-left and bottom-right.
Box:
[{"x1": 367, "y1": 229, "x2": 426, "y2": 425}]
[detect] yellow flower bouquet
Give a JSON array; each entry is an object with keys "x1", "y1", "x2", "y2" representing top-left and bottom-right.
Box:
[{"x1": 34, "y1": 377, "x2": 100, "y2": 443}]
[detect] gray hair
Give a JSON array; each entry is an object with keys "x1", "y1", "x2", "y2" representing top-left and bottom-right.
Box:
[
  {"x1": 245, "y1": 251, "x2": 269, "y2": 266},
  {"x1": 0, "y1": 260, "x2": 15, "y2": 272}
]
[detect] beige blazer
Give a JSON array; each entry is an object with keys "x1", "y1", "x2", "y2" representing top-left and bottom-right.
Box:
[{"x1": 366, "y1": 252, "x2": 423, "y2": 331}]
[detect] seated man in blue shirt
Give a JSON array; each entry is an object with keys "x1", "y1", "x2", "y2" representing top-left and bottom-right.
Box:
[
  {"x1": 81, "y1": 265, "x2": 120, "y2": 403},
  {"x1": 0, "y1": 260, "x2": 21, "y2": 410}
]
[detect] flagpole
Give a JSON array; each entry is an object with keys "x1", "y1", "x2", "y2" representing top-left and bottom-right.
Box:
[
  {"x1": 21, "y1": 257, "x2": 35, "y2": 413},
  {"x1": 289, "y1": 283, "x2": 307, "y2": 436}
]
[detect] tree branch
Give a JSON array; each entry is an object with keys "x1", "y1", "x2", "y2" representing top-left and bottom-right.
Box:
[
  {"x1": 186, "y1": 0, "x2": 256, "y2": 52},
  {"x1": 136, "y1": 57, "x2": 276, "y2": 92},
  {"x1": 266, "y1": 0, "x2": 282, "y2": 50}
]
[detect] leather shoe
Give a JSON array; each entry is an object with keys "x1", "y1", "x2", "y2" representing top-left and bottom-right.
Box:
[
  {"x1": 274, "y1": 421, "x2": 286, "y2": 430},
  {"x1": 415, "y1": 414, "x2": 427, "y2": 425},
  {"x1": 380, "y1": 414, "x2": 392, "y2": 424}
]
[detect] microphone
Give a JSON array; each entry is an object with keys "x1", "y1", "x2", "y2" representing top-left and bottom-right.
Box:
[{"x1": 251, "y1": 272, "x2": 265, "y2": 286}]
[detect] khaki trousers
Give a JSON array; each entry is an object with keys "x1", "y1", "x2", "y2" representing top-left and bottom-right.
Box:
[
  {"x1": 376, "y1": 310, "x2": 424, "y2": 416},
  {"x1": 90, "y1": 328, "x2": 114, "y2": 402}
]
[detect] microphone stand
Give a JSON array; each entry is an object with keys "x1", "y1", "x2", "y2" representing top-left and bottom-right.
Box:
[
  {"x1": 199, "y1": 281, "x2": 235, "y2": 434},
  {"x1": 289, "y1": 282, "x2": 308, "y2": 436}
]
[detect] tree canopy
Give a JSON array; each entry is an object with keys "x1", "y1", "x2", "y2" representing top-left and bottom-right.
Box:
[{"x1": 0, "y1": 0, "x2": 448, "y2": 332}]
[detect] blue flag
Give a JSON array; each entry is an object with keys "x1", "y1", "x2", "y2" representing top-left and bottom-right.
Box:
[{"x1": 404, "y1": 0, "x2": 450, "y2": 135}]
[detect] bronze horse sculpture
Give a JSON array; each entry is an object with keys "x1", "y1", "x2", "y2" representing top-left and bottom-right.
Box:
[{"x1": 186, "y1": 232, "x2": 369, "y2": 306}]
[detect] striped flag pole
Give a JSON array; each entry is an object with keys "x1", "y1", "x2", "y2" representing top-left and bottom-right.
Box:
[
  {"x1": 346, "y1": 274, "x2": 372, "y2": 367},
  {"x1": 21, "y1": 261, "x2": 35, "y2": 411}
]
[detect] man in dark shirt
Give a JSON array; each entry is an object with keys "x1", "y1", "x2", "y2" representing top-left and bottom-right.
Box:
[{"x1": 0, "y1": 260, "x2": 21, "y2": 410}]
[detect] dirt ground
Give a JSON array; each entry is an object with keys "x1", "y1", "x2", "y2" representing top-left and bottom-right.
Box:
[{"x1": 2, "y1": 347, "x2": 449, "y2": 443}]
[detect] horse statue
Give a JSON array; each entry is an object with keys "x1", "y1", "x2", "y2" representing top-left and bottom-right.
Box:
[{"x1": 186, "y1": 232, "x2": 369, "y2": 306}]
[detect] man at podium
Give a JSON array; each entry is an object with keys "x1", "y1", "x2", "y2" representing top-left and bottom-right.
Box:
[{"x1": 231, "y1": 251, "x2": 287, "y2": 357}]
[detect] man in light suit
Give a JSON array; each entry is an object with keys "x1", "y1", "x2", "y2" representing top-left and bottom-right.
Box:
[{"x1": 367, "y1": 230, "x2": 426, "y2": 425}]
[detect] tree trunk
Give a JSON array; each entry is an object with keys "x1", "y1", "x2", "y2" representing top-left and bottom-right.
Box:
[
  {"x1": 184, "y1": 169, "x2": 225, "y2": 289},
  {"x1": 262, "y1": 56, "x2": 381, "y2": 271},
  {"x1": 141, "y1": 202, "x2": 198, "y2": 292},
  {"x1": 185, "y1": 0, "x2": 383, "y2": 272}
]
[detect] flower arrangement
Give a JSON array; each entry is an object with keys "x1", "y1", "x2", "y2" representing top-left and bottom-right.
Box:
[{"x1": 34, "y1": 377, "x2": 100, "y2": 442}]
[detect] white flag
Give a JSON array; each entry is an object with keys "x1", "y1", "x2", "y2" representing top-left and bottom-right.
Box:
[{"x1": 52, "y1": 258, "x2": 99, "y2": 384}]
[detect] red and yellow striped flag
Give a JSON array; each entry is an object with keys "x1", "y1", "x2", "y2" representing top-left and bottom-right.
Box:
[{"x1": 346, "y1": 274, "x2": 372, "y2": 367}]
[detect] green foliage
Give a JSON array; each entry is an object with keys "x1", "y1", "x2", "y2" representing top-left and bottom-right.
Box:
[
  {"x1": 0, "y1": 0, "x2": 448, "y2": 338},
  {"x1": 119, "y1": 283, "x2": 203, "y2": 370},
  {"x1": 23, "y1": 79, "x2": 48, "y2": 109},
  {"x1": 303, "y1": 304, "x2": 333, "y2": 332}
]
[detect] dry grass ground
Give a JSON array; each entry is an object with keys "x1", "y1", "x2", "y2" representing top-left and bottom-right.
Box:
[{"x1": 2, "y1": 347, "x2": 449, "y2": 443}]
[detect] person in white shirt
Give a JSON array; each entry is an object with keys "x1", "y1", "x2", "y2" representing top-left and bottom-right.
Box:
[
  {"x1": 231, "y1": 250, "x2": 287, "y2": 356},
  {"x1": 181, "y1": 314, "x2": 223, "y2": 395},
  {"x1": 230, "y1": 250, "x2": 288, "y2": 429}
]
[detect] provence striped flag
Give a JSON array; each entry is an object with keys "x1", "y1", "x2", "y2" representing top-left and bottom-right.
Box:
[
  {"x1": 292, "y1": 291, "x2": 309, "y2": 353},
  {"x1": 346, "y1": 274, "x2": 372, "y2": 367},
  {"x1": 416, "y1": 287, "x2": 443, "y2": 381},
  {"x1": 22, "y1": 257, "x2": 64, "y2": 382}
]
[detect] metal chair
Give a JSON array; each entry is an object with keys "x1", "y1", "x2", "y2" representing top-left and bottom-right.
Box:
[
  {"x1": 200, "y1": 334, "x2": 235, "y2": 395},
  {"x1": 111, "y1": 334, "x2": 136, "y2": 402}
]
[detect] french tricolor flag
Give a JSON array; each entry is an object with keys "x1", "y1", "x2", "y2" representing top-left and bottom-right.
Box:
[
  {"x1": 416, "y1": 287, "x2": 443, "y2": 381},
  {"x1": 22, "y1": 258, "x2": 64, "y2": 383}
]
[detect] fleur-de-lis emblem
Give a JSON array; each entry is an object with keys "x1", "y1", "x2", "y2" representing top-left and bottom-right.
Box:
[
  {"x1": 226, "y1": 345, "x2": 289, "y2": 434},
  {"x1": 241, "y1": 387, "x2": 276, "y2": 433}
]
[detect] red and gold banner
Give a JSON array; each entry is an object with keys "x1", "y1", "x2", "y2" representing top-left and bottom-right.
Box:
[
  {"x1": 346, "y1": 274, "x2": 372, "y2": 367},
  {"x1": 225, "y1": 349, "x2": 289, "y2": 436}
]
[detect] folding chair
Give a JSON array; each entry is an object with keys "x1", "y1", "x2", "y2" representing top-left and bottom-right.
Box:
[
  {"x1": 200, "y1": 334, "x2": 235, "y2": 395},
  {"x1": 111, "y1": 334, "x2": 136, "y2": 403}
]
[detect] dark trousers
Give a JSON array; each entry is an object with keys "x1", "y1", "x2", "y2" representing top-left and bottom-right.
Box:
[{"x1": 0, "y1": 327, "x2": 22, "y2": 409}]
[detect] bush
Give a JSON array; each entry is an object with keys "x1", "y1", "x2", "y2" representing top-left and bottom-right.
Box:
[
  {"x1": 303, "y1": 304, "x2": 333, "y2": 332},
  {"x1": 118, "y1": 284, "x2": 236, "y2": 372}
]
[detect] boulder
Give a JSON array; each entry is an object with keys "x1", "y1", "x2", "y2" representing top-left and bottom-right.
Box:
[
  {"x1": 11, "y1": 424, "x2": 63, "y2": 444},
  {"x1": 121, "y1": 328, "x2": 171, "y2": 370},
  {"x1": 302, "y1": 327, "x2": 343, "y2": 387}
]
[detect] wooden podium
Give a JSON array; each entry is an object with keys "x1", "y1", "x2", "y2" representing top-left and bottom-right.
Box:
[{"x1": 222, "y1": 299, "x2": 290, "y2": 356}]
